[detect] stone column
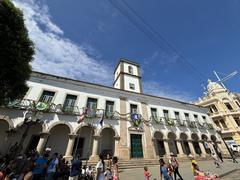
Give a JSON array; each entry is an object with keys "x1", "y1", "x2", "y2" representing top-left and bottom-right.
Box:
[
  {"x1": 89, "y1": 135, "x2": 100, "y2": 161},
  {"x1": 36, "y1": 132, "x2": 49, "y2": 154},
  {"x1": 114, "y1": 136, "x2": 120, "y2": 156},
  {"x1": 176, "y1": 140, "x2": 185, "y2": 158},
  {"x1": 117, "y1": 97, "x2": 130, "y2": 160},
  {"x1": 199, "y1": 141, "x2": 206, "y2": 158},
  {"x1": 188, "y1": 141, "x2": 196, "y2": 155},
  {"x1": 141, "y1": 102, "x2": 155, "y2": 159},
  {"x1": 65, "y1": 134, "x2": 77, "y2": 160},
  {"x1": 164, "y1": 140, "x2": 170, "y2": 158}
]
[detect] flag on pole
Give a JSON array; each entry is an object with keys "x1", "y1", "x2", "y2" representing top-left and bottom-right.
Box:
[
  {"x1": 99, "y1": 112, "x2": 104, "y2": 126},
  {"x1": 77, "y1": 110, "x2": 86, "y2": 124}
]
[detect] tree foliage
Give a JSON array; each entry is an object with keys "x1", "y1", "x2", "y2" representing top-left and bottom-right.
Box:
[{"x1": 0, "y1": 0, "x2": 34, "y2": 105}]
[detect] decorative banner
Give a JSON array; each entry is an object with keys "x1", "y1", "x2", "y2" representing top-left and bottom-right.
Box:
[
  {"x1": 131, "y1": 113, "x2": 141, "y2": 126},
  {"x1": 99, "y1": 112, "x2": 104, "y2": 126},
  {"x1": 35, "y1": 102, "x2": 48, "y2": 111},
  {"x1": 204, "y1": 142, "x2": 209, "y2": 149},
  {"x1": 77, "y1": 113, "x2": 85, "y2": 124}
]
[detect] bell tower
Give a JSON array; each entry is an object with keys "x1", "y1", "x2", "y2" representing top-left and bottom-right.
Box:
[{"x1": 113, "y1": 58, "x2": 142, "y2": 93}]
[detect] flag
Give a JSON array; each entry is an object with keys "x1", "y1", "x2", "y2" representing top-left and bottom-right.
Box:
[
  {"x1": 77, "y1": 113, "x2": 85, "y2": 124},
  {"x1": 99, "y1": 112, "x2": 104, "y2": 126}
]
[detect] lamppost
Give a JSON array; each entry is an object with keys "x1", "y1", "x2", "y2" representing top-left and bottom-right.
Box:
[
  {"x1": 14, "y1": 110, "x2": 44, "y2": 157},
  {"x1": 216, "y1": 127, "x2": 238, "y2": 163}
]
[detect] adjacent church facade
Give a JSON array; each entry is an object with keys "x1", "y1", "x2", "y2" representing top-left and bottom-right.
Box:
[
  {"x1": 196, "y1": 80, "x2": 240, "y2": 146},
  {"x1": 0, "y1": 59, "x2": 226, "y2": 160}
]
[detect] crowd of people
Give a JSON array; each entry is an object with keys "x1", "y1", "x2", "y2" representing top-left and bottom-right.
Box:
[
  {"x1": 0, "y1": 148, "x2": 119, "y2": 180},
  {"x1": 143, "y1": 152, "x2": 221, "y2": 180},
  {"x1": 0, "y1": 146, "x2": 233, "y2": 180}
]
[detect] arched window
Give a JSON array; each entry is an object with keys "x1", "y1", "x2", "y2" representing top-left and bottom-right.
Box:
[{"x1": 128, "y1": 66, "x2": 133, "y2": 74}]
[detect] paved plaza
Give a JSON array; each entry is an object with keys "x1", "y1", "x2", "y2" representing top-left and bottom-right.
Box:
[
  {"x1": 222, "y1": 169, "x2": 240, "y2": 180},
  {"x1": 119, "y1": 159, "x2": 240, "y2": 180}
]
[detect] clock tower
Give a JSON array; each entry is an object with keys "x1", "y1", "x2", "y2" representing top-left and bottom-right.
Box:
[{"x1": 113, "y1": 58, "x2": 142, "y2": 93}]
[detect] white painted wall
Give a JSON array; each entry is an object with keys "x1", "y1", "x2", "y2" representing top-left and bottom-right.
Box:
[
  {"x1": 124, "y1": 75, "x2": 140, "y2": 93},
  {"x1": 114, "y1": 65, "x2": 121, "y2": 80},
  {"x1": 0, "y1": 73, "x2": 219, "y2": 156}
]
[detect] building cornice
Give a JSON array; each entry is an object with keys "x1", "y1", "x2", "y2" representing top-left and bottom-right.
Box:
[
  {"x1": 113, "y1": 58, "x2": 140, "y2": 73},
  {"x1": 31, "y1": 71, "x2": 205, "y2": 111},
  {"x1": 113, "y1": 72, "x2": 141, "y2": 86},
  {"x1": 196, "y1": 97, "x2": 218, "y2": 106}
]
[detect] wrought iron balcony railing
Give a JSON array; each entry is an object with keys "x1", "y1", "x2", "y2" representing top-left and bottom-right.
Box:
[
  {"x1": 149, "y1": 115, "x2": 214, "y2": 130},
  {"x1": 4, "y1": 99, "x2": 216, "y2": 129}
]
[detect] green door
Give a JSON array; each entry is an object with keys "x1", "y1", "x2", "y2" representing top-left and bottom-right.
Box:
[{"x1": 131, "y1": 134, "x2": 143, "y2": 158}]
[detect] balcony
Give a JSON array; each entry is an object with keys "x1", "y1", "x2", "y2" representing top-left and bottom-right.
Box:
[
  {"x1": 210, "y1": 109, "x2": 240, "y2": 118},
  {"x1": 210, "y1": 111, "x2": 225, "y2": 118},
  {"x1": 150, "y1": 116, "x2": 186, "y2": 127},
  {"x1": 221, "y1": 127, "x2": 235, "y2": 134},
  {"x1": 62, "y1": 106, "x2": 80, "y2": 115}
]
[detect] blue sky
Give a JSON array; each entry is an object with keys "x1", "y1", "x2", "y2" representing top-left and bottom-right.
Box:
[{"x1": 13, "y1": 0, "x2": 240, "y2": 102}]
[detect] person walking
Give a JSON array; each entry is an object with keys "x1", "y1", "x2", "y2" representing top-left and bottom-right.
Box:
[
  {"x1": 112, "y1": 156, "x2": 119, "y2": 180},
  {"x1": 159, "y1": 158, "x2": 172, "y2": 180},
  {"x1": 230, "y1": 148, "x2": 238, "y2": 163},
  {"x1": 211, "y1": 151, "x2": 220, "y2": 168},
  {"x1": 86, "y1": 165, "x2": 94, "y2": 180},
  {"x1": 96, "y1": 155, "x2": 105, "y2": 180},
  {"x1": 106, "y1": 154, "x2": 112, "y2": 169},
  {"x1": 215, "y1": 146, "x2": 223, "y2": 163},
  {"x1": 32, "y1": 153, "x2": 48, "y2": 180},
  {"x1": 188, "y1": 154, "x2": 197, "y2": 176},
  {"x1": 169, "y1": 153, "x2": 183, "y2": 180},
  {"x1": 69, "y1": 155, "x2": 82, "y2": 180},
  {"x1": 143, "y1": 166, "x2": 151, "y2": 180},
  {"x1": 46, "y1": 153, "x2": 59, "y2": 180}
]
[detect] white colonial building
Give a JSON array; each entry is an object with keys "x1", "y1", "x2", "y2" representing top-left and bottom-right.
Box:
[{"x1": 0, "y1": 59, "x2": 226, "y2": 160}]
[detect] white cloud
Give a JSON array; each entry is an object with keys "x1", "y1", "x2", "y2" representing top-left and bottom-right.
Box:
[
  {"x1": 12, "y1": 0, "x2": 195, "y2": 102},
  {"x1": 13, "y1": 0, "x2": 112, "y2": 85},
  {"x1": 143, "y1": 81, "x2": 195, "y2": 102}
]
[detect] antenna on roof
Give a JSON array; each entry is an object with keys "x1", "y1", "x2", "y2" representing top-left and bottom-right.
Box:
[{"x1": 213, "y1": 70, "x2": 238, "y2": 90}]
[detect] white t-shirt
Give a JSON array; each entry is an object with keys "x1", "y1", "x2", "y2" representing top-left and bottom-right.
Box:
[
  {"x1": 96, "y1": 161, "x2": 104, "y2": 180},
  {"x1": 86, "y1": 168, "x2": 93, "y2": 176}
]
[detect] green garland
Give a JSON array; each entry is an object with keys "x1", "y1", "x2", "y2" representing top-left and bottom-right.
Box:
[
  {"x1": 190, "y1": 122, "x2": 197, "y2": 128},
  {"x1": 153, "y1": 117, "x2": 162, "y2": 124},
  {"x1": 166, "y1": 118, "x2": 175, "y2": 126}
]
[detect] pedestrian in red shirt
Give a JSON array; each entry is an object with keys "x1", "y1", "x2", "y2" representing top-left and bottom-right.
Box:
[{"x1": 144, "y1": 166, "x2": 151, "y2": 180}]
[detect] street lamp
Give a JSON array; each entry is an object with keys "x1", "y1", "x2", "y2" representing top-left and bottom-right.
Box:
[{"x1": 216, "y1": 127, "x2": 238, "y2": 163}]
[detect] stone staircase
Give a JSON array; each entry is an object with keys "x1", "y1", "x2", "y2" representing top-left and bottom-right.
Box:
[
  {"x1": 118, "y1": 159, "x2": 160, "y2": 170},
  {"x1": 117, "y1": 156, "x2": 213, "y2": 170},
  {"x1": 82, "y1": 156, "x2": 209, "y2": 170}
]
